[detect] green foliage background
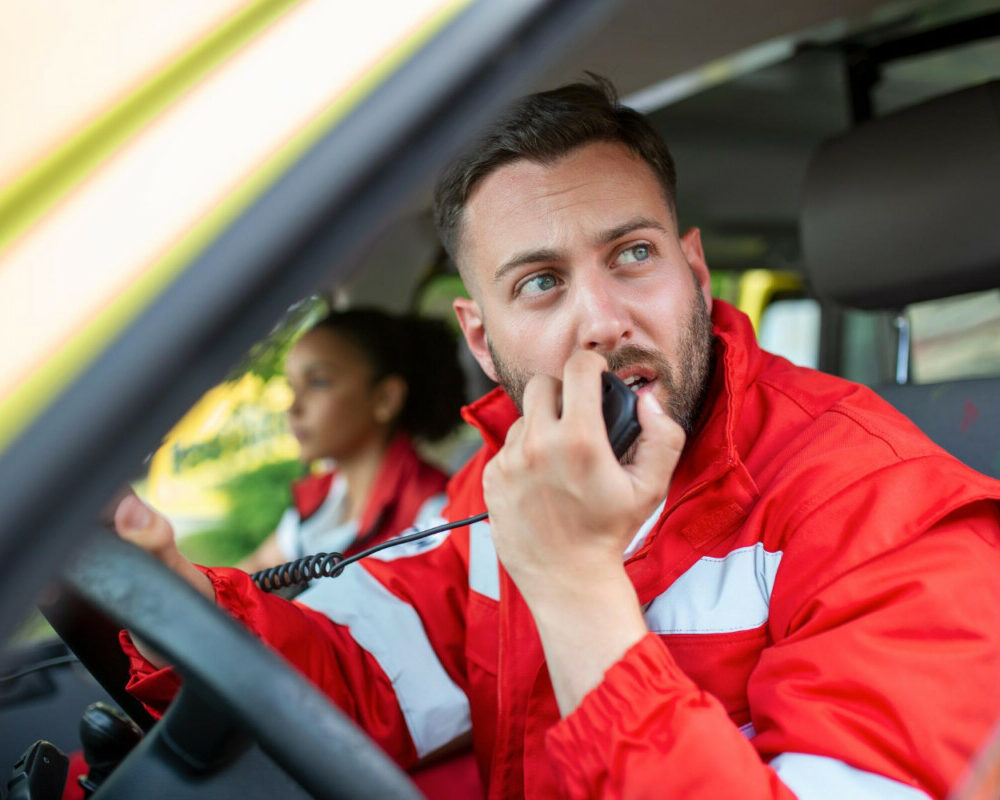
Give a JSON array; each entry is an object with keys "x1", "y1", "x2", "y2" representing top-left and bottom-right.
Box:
[
  {"x1": 176, "y1": 295, "x2": 328, "y2": 566},
  {"x1": 178, "y1": 459, "x2": 305, "y2": 566}
]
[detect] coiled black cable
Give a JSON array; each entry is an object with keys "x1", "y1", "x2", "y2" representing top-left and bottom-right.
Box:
[{"x1": 251, "y1": 511, "x2": 488, "y2": 592}]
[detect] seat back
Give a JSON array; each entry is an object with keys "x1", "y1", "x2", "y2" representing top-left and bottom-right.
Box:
[
  {"x1": 801, "y1": 81, "x2": 1000, "y2": 477},
  {"x1": 875, "y1": 379, "x2": 1000, "y2": 478}
]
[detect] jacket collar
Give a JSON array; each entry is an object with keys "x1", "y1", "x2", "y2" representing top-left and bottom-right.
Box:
[
  {"x1": 292, "y1": 433, "x2": 420, "y2": 533},
  {"x1": 460, "y1": 386, "x2": 519, "y2": 453},
  {"x1": 292, "y1": 471, "x2": 335, "y2": 520},
  {"x1": 460, "y1": 300, "x2": 761, "y2": 503},
  {"x1": 356, "y1": 433, "x2": 421, "y2": 535}
]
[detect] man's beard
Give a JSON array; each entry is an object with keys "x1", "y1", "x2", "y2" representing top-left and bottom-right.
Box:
[{"x1": 487, "y1": 284, "x2": 714, "y2": 438}]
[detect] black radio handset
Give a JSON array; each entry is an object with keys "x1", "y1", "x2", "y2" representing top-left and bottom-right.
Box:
[
  {"x1": 601, "y1": 371, "x2": 642, "y2": 459},
  {"x1": 253, "y1": 370, "x2": 643, "y2": 591}
]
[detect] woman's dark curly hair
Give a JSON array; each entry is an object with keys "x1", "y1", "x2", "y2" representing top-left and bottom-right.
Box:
[{"x1": 309, "y1": 308, "x2": 465, "y2": 442}]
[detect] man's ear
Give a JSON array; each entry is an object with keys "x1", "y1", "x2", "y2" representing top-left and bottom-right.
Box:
[
  {"x1": 453, "y1": 297, "x2": 499, "y2": 382},
  {"x1": 679, "y1": 227, "x2": 713, "y2": 314}
]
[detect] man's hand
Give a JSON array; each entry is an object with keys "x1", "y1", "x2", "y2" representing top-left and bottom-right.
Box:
[
  {"x1": 114, "y1": 494, "x2": 215, "y2": 602},
  {"x1": 482, "y1": 350, "x2": 685, "y2": 715},
  {"x1": 484, "y1": 349, "x2": 685, "y2": 601},
  {"x1": 113, "y1": 494, "x2": 216, "y2": 668}
]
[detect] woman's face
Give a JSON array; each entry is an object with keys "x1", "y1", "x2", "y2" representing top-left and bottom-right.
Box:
[{"x1": 284, "y1": 328, "x2": 387, "y2": 463}]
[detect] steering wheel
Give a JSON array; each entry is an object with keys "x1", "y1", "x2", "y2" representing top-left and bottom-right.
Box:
[{"x1": 56, "y1": 529, "x2": 423, "y2": 800}]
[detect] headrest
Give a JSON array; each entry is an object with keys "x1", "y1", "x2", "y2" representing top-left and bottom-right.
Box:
[{"x1": 801, "y1": 80, "x2": 1000, "y2": 310}]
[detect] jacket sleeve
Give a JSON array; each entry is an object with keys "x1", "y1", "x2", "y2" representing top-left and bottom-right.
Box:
[
  {"x1": 122, "y1": 528, "x2": 471, "y2": 769},
  {"x1": 544, "y1": 500, "x2": 1000, "y2": 800}
]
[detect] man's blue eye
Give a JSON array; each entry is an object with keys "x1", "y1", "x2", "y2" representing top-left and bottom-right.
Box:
[
  {"x1": 616, "y1": 245, "x2": 651, "y2": 264},
  {"x1": 521, "y1": 274, "x2": 558, "y2": 296}
]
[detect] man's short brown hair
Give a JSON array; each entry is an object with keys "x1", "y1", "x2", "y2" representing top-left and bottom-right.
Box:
[{"x1": 432, "y1": 76, "x2": 678, "y2": 267}]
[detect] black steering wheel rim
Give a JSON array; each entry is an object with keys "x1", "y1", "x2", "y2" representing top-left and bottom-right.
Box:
[{"x1": 60, "y1": 529, "x2": 422, "y2": 800}]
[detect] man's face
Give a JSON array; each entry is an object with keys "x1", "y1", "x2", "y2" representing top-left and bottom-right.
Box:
[{"x1": 453, "y1": 141, "x2": 715, "y2": 433}]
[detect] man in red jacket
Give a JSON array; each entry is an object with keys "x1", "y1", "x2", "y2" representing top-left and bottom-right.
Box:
[{"x1": 116, "y1": 79, "x2": 1000, "y2": 799}]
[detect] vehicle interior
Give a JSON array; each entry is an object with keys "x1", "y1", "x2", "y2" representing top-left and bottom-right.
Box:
[{"x1": 2, "y1": 0, "x2": 999, "y2": 797}]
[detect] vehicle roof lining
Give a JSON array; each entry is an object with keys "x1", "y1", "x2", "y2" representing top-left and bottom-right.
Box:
[{"x1": 800, "y1": 78, "x2": 1000, "y2": 309}]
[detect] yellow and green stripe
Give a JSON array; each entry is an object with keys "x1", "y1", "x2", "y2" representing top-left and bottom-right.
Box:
[{"x1": 0, "y1": 0, "x2": 469, "y2": 454}]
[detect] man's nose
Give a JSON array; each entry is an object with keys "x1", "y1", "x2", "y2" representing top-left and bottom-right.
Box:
[{"x1": 573, "y1": 274, "x2": 633, "y2": 353}]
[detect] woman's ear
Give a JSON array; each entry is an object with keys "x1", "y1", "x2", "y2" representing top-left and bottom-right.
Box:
[{"x1": 373, "y1": 375, "x2": 408, "y2": 425}]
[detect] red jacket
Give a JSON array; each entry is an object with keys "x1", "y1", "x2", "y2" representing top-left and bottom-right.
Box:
[
  {"x1": 286, "y1": 434, "x2": 448, "y2": 557},
  {"x1": 124, "y1": 301, "x2": 1000, "y2": 800}
]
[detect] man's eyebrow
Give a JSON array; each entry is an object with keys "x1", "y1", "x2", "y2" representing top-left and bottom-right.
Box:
[
  {"x1": 596, "y1": 217, "x2": 668, "y2": 245},
  {"x1": 493, "y1": 247, "x2": 563, "y2": 284}
]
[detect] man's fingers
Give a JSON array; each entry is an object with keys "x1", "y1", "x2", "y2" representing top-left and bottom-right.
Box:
[
  {"x1": 627, "y1": 392, "x2": 685, "y2": 495},
  {"x1": 115, "y1": 493, "x2": 152, "y2": 533},
  {"x1": 99, "y1": 484, "x2": 139, "y2": 528},
  {"x1": 113, "y1": 494, "x2": 174, "y2": 555},
  {"x1": 112, "y1": 492, "x2": 215, "y2": 603},
  {"x1": 560, "y1": 350, "x2": 606, "y2": 430},
  {"x1": 521, "y1": 373, "x2": 561, "y2": 426}
]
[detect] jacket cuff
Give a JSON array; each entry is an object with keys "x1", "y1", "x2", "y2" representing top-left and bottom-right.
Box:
[
  {"x1": 119, "y1": 565, "x2": 254, "y2": 716},
  {"x1": 119, "y1": 628, "x2": 179, "y2": 719},
  {"x1": 544, "y1": 632, "x2": 697, "y2": 794}
]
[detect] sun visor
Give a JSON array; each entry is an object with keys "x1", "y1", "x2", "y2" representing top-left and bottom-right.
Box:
[{"x1": 800, "y1": 80, "x2": 1000, "y2": 310}]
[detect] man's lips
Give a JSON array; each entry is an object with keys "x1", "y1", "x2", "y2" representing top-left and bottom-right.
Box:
[{"x1": 615, "y1": 366, "x2": 658, "y2": 394}]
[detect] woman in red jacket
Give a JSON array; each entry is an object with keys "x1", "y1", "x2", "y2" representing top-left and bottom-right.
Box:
[
  {"x1": 238, "y1": 307, "x2": 467, "y2": 572},
  {"x1": 227, "y1": 308, "x2": 483, "y2": 800}
]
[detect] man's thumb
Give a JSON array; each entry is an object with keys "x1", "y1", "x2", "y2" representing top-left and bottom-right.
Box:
[{"x1": 115, "y1": 494, "x2": 153, "y2": 533}]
